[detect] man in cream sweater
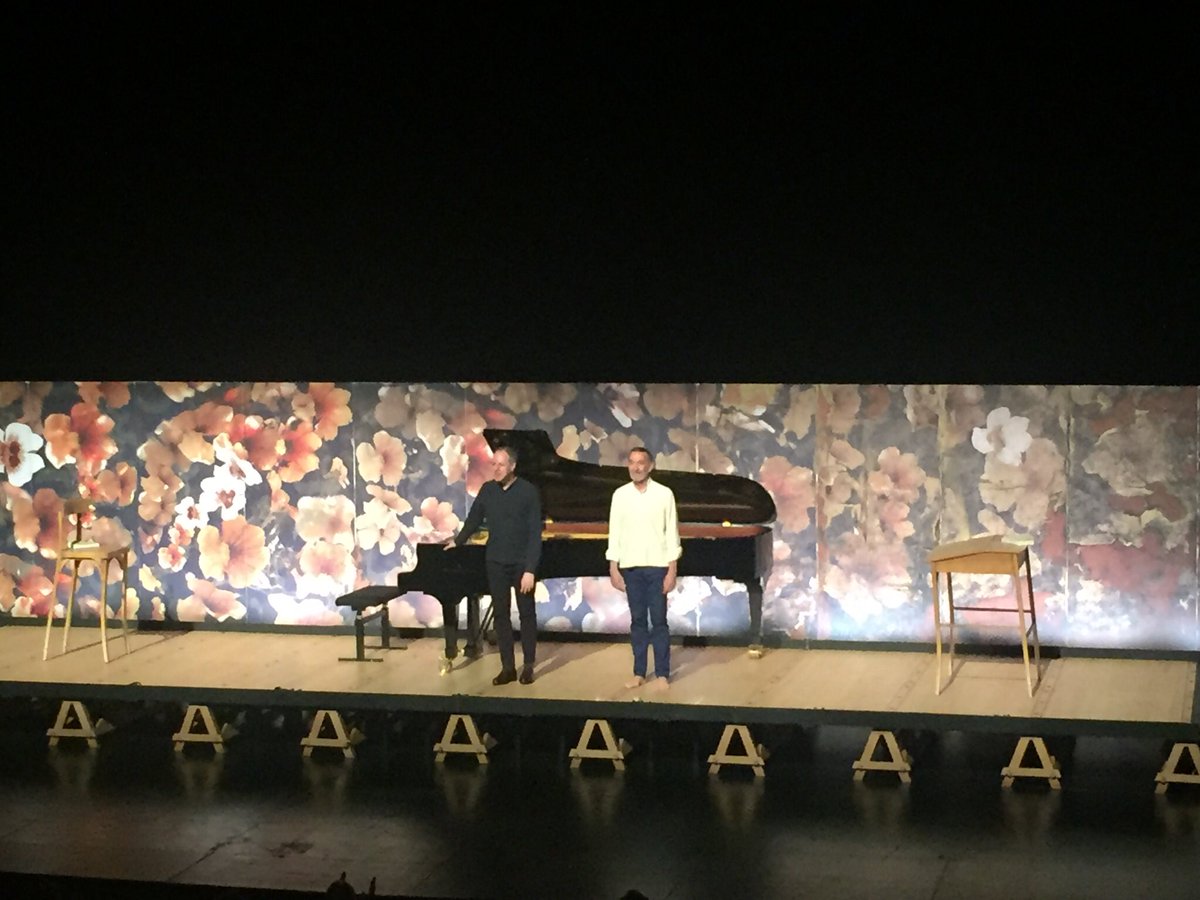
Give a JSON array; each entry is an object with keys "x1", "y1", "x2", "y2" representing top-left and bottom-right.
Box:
[{"x1": 606, "y1": 446, "x2": 681, "y2": 692}]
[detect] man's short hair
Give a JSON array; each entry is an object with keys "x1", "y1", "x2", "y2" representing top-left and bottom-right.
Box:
[
  {"x1": 628, "y1": 446, "x2": 652, "y2": 462},
  {"x1": 494, "y1": 445, "x2": 518, "y2": 466}
]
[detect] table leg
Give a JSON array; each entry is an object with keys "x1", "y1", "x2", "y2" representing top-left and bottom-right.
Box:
[{"x1": 932, "y1": 571, "x2": 943, "y2": 694}]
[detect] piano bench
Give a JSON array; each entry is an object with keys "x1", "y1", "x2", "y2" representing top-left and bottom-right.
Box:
[{"x1": 334, "y1": 586, "x2": 406, "y2": 662}]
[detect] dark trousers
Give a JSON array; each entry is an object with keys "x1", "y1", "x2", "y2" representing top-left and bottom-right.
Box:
[
  {"x1": 622, "y1": 566, "x2": 669, "y2": 679},
  {"x1": 487, "y1": 560, "x2": 536, "y2": 671}
]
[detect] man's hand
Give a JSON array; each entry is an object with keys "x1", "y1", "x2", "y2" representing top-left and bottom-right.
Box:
[
  {"x1": 663, "y1": 562, "x2": 677, "y2": 596},
  {"x1": 443, "y1": 539, "x2": 456, "y2": 551},
  {"x1": 520, "y1": 572, "x2": 536, "y2": 594},
  {"x1": 609, "y1": 561, "x2": 625, "y2": 593}
]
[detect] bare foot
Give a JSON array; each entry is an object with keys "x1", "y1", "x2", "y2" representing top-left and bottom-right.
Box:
[
  {"x1": 624, "y1": 675, "x2": 645, "y2": 690},
  {"x1": 646, "y1": 676, "x2": 670, "y2": 693}
]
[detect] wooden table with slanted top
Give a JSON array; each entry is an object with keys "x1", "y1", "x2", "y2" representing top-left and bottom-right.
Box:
[{"x1": 929, "y1": 535, "x2": 1042, "y2": 697}]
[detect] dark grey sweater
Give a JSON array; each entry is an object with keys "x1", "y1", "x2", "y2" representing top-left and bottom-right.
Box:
[{"x1": 455, "y1": 477, "x2": 543, "y2": 572}]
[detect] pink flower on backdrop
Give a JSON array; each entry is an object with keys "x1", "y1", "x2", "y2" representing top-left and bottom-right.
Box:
[
  {"x1": 759, "y1": 456, "x2": 816, "y2": 533},
  {"x1": 387, "y1": 593, "x2": 444, "y2": 627},
  {"x1": 462, "y1": 432, "x2": 494, "y2": 496},
  {"x1": 720, "y1": 384, "x2": 780, "y2": 416},
  {"x1": 246, "y1": 382, "x2": 298, "y2": 409},
  {"x1": 0, "y1": 382, "x2": 24, "y2": 407},
  {"x1": 295, "y1": 495, "x2": 356, "y2": 548},
  {"x1": 580, "y1": 577, "x2": 631, "y2": 633},
  {"x1": 22, "y1": 566, "x2": 54, "y2": 619},
  {"x1": 295, "y1": 540, "x2": 357, "y2": 596},
  {"x1": 137, "y1": 472, "x2": 181, "y2": 527},
  {"x1": 661, "y1": 428, "x2": 734, "y2": 474},
  {"x1": 197, "y1": 516, "x2": 269, "y2": 588},
  {"x1": 822, "y1": 532, "x2": 913, "y2": 622},
  {"x1": 0, "y1": 382, "x2": 52, "y2": 429},
  {"x1": 81, "y1": 461, "x2": 138, "y2": 506},
  {"x1": 138, "y1": 525, "x2": 164, "y2": 554},
  {"x1": 269, "y1": 595, "x2": 344, "y2": 626},
  {"x1": 292, "y1": 382, "x2": 352, "y2": 441},
  {"x1": 224, "y1": 415, "x2": 284, "y2": 473},
  {"x1": 781, "y1": 386, "x2": 818, "y2": 441},
  {"x1": 875, "y1": 497, "x2": 915, "y2": 538},
  {"x1": 356, "y1": 431, "x2": 407, "y2": 486},
  {"x1": 156, "y1": 382, "x2": 216, "y2": 402},
  {"x1": 43, "y1": 402, "x2": 117, "y2": 477},
  {"x1": 407, "y1": 497, "x2": 462, "y2": 543},
  {"x1": 77, "y1": 382, "x2": 131, "y2": 408},
  {"x1": 355, "y1": 486, "x2": 411, "y2": 555},
  {"x1": 157, "y1": 542, "x2": 188, "y2": 572},
  {"x1": 943, "y1": 385, "x2": 987, "y2": 446},
  {"x1": 642, "y1": 384, "x2": 690, "y2": 422},
  {"x1": 820, "y1": 385, "x2": 862, "y2": 435},
  {"x1": 374, "y1": 385, "x2": 414, "y2": 432},
  {"x1": 440, "y1": 434, "x2": 469, "y2": 485},
  {"x1": 0, "y1": 559, "x2": 54, "y2": 616},
  {"x1": 80, "y1": 586, "x2": 142, "y2": 621},
  {"x1": 277, "y1": 419, "x2": 322, "y2": 483},
  {"x1": 7, "y1": 486, "x2": 62, "y2": 557},
  {"x1": 817, "y1": 439, "x2": 866, "y2": 495},
  {"x1": 868, "y1": 447, "x2": 926, "y2": 504},
  {"x1": 177, "y1": 575, "x2": 246, "y2": 622},
  {"x1": 159, "y1": 402, "x2": 235, "y2": 467},
  {"x1": 1076, "y1": 531, "x2": 1189, "y2": 609},
  {"x1": 138, "y1": 438, "x2": 177, "y2": 482},
  {"x1": 532, "y1": 383, "x2": 579, "y2": 421}
]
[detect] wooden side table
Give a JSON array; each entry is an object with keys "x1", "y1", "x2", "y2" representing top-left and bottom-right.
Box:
[
  {"x1": 929, "y1": 535, "x2": 1041, "y2": 697},
  {"x1": 43, "y1": 498, "x2": 132, "y2": 663}
]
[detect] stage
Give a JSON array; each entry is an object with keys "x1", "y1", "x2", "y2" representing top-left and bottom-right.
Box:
[
  {"x1": 1, "y1": 623, "x2": 1196, "y2": 743},
  {"x1": 4, "y1": 623, "x2": 1200, "y2": 899}
]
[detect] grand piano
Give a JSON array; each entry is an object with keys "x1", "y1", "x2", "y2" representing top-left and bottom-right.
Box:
[{"x1": 396, "y1": 428, "x2": 777, "y2": 656}]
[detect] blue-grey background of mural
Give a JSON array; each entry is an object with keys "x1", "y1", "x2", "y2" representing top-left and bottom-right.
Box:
[{"x1": 1, "y1": 381, "x2": 1197, "y2": 650}]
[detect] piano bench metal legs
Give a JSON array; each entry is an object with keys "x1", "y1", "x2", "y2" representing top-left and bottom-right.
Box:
[{"x1": 336, "y1": 586, "x2": 409, "y2": 662}]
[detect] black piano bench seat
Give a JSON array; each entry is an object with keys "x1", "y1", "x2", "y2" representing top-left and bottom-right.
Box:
[{"x1": 334, "y1": 586, "x2": 407, "y2": 662}]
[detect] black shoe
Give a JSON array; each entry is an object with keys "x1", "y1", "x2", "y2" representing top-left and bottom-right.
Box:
[
  {"x1": 519, "y1": 666, "x2": 535, "y2": 685},
  {"x1": 492, "y1": 668, "x2": 518, "y2": 685}
]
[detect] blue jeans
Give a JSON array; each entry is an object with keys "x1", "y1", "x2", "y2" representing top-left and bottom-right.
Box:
[{"x1": 623, "y1": 566, "x2": 669, "y2": 679}]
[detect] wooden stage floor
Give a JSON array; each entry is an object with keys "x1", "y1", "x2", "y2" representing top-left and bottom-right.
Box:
[{"x1": 1, "y1": 624, "x2": 1197, "y2": 740}]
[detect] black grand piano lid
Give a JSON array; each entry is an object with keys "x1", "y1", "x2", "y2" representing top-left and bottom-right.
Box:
[{"x1": 482, "y1": 429, "x2": 777, "y2": 526}]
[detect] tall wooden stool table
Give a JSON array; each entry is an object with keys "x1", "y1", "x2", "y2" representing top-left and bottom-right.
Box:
[
  {"x1": 43, "y1": 498, "x2": 132, "y2": 663},
  {"x1": 929, "y1": 535, "x2": 1041, "y2": 697}
]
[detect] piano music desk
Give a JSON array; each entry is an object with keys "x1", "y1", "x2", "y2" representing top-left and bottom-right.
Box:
[{"x1": 334, "y1": 586, "x2": 407, "y2": 662}]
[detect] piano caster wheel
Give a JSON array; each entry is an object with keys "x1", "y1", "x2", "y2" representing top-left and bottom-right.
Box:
[{"x1": 747, "y1": 644, "x2": 764, "y2": 660}]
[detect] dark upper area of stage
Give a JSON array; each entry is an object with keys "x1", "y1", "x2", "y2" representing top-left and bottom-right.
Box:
[{"x1": 6, "y1": 4, "x2": 1197, "y2": 386}]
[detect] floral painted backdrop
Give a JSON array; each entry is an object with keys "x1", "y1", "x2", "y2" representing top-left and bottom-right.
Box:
[{"x1": 1, "y1": 381, "x2": 1196, "y2": 650}]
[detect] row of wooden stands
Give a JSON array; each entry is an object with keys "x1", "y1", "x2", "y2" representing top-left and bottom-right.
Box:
[{"x1": 41, "y1": 699, "x2": 1200, "y2": 792}]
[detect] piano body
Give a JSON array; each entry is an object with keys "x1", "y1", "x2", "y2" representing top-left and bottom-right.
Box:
[{"x1": 396, "y1": 428, "x2": 777, "y2": 654}]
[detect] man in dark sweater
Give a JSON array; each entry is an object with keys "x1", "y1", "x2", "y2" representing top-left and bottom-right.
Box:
[{"x1": 445, "y1": 446, "x2": 543, "y2": 684}]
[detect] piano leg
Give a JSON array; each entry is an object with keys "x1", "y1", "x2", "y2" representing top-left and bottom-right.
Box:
[
  {"x1": 747, "y1": 580, "x2": 764, "y2": 659},
  {"x1": 441, "y1": 598, "x2": 460, "y2": 659},
  {"x1": 465, "y1": 593, "x2": 485, "y2": 658}
]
